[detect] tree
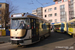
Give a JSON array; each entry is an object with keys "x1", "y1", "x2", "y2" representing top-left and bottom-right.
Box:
[
  {"x1": 6, "y1": 0, "x2": 18, "y2": 15},
  {"x1": 5, "y1": 0, "x2": 18, "y2": 29}
]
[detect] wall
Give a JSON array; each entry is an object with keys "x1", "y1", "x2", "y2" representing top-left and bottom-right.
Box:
[{"x1": 43, "y1": 1, "x2": 69, "y2": 23}]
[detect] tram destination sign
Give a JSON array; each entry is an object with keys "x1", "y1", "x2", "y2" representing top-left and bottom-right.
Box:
[
  {"x1": 13, "y1": 14, "x2": 22, "y2": 17},
  {"x1": 12, "y1": 13, "x2": 24, "y2": 17}
]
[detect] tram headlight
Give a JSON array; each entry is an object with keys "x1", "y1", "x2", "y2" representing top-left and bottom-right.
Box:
[{"x1": 10, "y1": 37, "x2": 13, "y2": 38}]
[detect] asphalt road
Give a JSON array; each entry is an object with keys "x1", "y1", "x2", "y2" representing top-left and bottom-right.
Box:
[
  {"x1": 26, "y1": 32, "x2": 72, "y2": 47},
  {"x1": 0, "y1": 32, "x2": 73, "y2": 50}
]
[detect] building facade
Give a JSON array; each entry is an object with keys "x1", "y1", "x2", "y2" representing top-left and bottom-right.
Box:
[
  {"x1": 43, "y1": 0, "x2": 74, "y2": 24},
  {"x1": 32, "y1": 9, "x2": 37, "y2": 15},
  {"x1": 0, "y1": 3, "x2": 9, "y2": 28},
  {"x1": 32, "y1": 7, "x2": 43, "y2": 18}
]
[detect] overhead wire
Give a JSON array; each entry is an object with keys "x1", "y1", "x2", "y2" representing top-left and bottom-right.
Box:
[{"x1": 36, "y1": 0, "x2": 44, "y2": 7}]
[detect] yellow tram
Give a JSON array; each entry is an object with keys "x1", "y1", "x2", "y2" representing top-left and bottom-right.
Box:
[
  {"x1": 54, "y1": 22, "x2": 67, "y2": 33},
  {"x1": 68, "y1": 19, "x2": 75, "y2": 36}
]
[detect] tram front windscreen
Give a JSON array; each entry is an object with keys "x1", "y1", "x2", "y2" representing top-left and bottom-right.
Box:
[{"x1": 11, "y1": 18, "x2": 30, "y2": 29}]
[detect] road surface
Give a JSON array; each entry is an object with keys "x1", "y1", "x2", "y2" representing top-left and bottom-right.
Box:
[{"x1": 0, "y1": 32, "x2": 73, "y2": 50}]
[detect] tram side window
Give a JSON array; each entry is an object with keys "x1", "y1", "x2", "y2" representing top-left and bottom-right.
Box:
[
  {"x1": 59, "y1": 25, "x2": 61, "y2": 27},
  {"x1": 54, "y1": 25, "x2": 57, "y2": 28},
  {"x1": 72, "y1": 24, "x2": 74, "y2": 28},
  {"x1": 68, "y1": 24, "x2": 71, "y2": 28},
  {"x1": 70, "y1": 24, "x2": 73, "y2": 28},
  {"x1": 74, "y1": 24, "x2": 75, "y2": 28},
  {"x1": 68, "y1": 24, "x2": 70, "y2": 28},
  {"x1": 42, "y1": 23, "x2": 47, "y2": 29},
  {"x1": 47, "y1": 25, "x2": 50, "y2": 29}
]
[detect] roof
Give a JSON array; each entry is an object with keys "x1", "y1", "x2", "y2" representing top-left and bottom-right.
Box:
[
  {"x1": 68, "y1": 19, "x2": 75, "y2": 23},
  {"x1": 54, "y1": 22, "x2": 66, "y2": 25}
]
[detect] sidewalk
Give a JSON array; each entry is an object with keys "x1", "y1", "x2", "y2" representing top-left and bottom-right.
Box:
[{"x1": 0, "y1": 36, "x2": 10, "y2": 44}]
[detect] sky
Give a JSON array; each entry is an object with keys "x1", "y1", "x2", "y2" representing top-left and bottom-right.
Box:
[{"x1": 0, "y1": 0, "x2": 55, "y2": 14}]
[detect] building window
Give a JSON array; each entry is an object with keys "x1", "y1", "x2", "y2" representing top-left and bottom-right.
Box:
[
  {"x1": 58, "y1": 0, "x2": 62, "y2": 3},
  {"x1": 37, "y1": 10, "x2": 42, "y2": 13},
  {"x1": 49, "y1": 20, "x2": 52, "y2": 22},
  {"x1": 55, "y1": 13, "x2": 57, "y2": 16},
  {"x1": 48, "y1": 14, "x2": 52, "y2": 17},
  {"x1": 64, "y1": 0, "x2": 68, "y2": 2},
  {"x1": 60, "y1": 5, "x2": 65, "y2": 9},
  {"x1": 45, "y1": 9, "x2": 46, "y2": 12},
  {"x1": 61, "y1": 18, "x2": 65, "y2": 21},
  {"x1": 48, "y1": 8, "x2": 52, "y2": 12},
  {"x1": 55, "y1": 19, "x2": 57, "y2": 22},
  {"x1": 69, "y1": 4, "x2": 74, "y2": 8},
  {"x1": 60, "y1": 11, "x2": 65, "y2": 15},
  {"x1": 54, "y1": 7, "x2": 57, "y2": 10},
  {"x1": 45, "y1": 15, "x2": 47, "y2": 17},
  {"x1": 69, "y1": 11, "x2": 74, "y2": 15},
  {"x1": 70, "y1": 0, "x2": 74, "y2": 1}
]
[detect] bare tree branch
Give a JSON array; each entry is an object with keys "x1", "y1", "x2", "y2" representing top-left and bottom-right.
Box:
[{"x1": 6, "y1": 0, "x2": 18, "y2": 15}]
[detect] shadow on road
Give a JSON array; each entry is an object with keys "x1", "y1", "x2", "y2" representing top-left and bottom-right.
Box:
[{"x1": 25, "y1": 32, "x2": 72, "y2": 48}]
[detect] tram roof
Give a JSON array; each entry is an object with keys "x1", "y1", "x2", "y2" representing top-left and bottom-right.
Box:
[
  {"x1": 68, "y1": 19, "x2": 75, "y2": 23},
  {"x1": 54, "y1": 22, "x2": 66, "y2": 25},
  {"x1": 10, "y1": 13, "x2": 50, "y2": 23}
]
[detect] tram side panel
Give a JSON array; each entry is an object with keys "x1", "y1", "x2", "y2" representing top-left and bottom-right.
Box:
[{"x1": 39, "y1": 23, "x2": 50, "y2": 38}]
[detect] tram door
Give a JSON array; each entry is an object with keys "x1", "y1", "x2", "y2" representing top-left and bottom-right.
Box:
[{"x1": 30, "y1": 19, "x2": 39, "y2": 42}]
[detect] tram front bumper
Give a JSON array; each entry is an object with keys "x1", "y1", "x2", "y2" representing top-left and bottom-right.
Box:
[{"x1": 11, "y1": 40, "x2": 24, "y2": 44}]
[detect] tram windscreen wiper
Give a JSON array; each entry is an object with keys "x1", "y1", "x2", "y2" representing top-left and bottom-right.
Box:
[{"x1": 15, "y1": 24, "x2": 21, "y2": 31}]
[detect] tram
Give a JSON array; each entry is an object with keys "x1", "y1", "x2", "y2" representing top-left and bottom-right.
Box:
[
  {"x1": 10, "y1": 13, "x2": 51, "y2": 45},
  {"x1": 68, "y1": 19, "x2": 75, "y2": 36},
  {"x1": 54, "y1": 22, "x2": 67, "y2": 33}
]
